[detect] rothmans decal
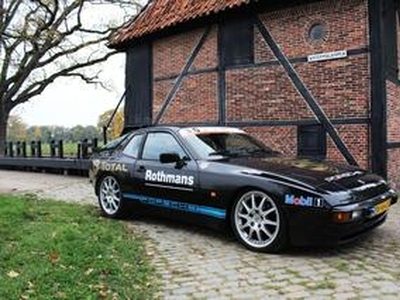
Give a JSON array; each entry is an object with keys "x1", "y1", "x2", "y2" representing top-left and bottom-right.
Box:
[
  {"x1": 145, "y1": 170, "x2": 194, "y2": 186},
  {"x1": 92, "y1": 160, "x2": 128, "y2": 172},
  {"x1": 285, "y1": 194, "x2": 323, "y2": 208}
]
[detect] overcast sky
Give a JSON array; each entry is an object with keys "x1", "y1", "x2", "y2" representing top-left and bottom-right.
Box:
[
  {"x1": 13, "y1": 54, "x2": 125, "y2": 127},
  {"x1": 11, "y1": 1, "x2": 149, "y2": 128}
]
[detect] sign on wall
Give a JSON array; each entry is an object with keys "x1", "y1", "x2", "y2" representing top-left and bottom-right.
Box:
[{"x1": 307, "y1": 50, "x2": 348, "y2": 63}]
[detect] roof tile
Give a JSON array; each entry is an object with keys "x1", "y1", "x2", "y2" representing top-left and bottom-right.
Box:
[{"x1": 110, "y1": 0, "x2": 251, "y2": 48}]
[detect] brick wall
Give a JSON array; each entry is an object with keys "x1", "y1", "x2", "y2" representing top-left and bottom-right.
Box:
[
  {"x1": 387, "y1": 81, "x2": 400, "y2": 143},
  {"x1": 244, "y1": 126, "x2": 298, "y2": 156},
  {"x1": 151, "y1": 0, "x2": 371, "y2": 169},
  {"x1": 388, "y1": 149, "x2": 400, "y2": 189},
  {"x1": 257, "y1": 0, "x2": 368, "y2": 60},
  {"x1": 387, "y1": 80, "x2": 400, "y2": 188},
  {"x1": 152, "y1": 26, "x2": 219, "y2": 122},
  {"x1": 326, "y1": 124, "x2": 370, "y2": 169}
]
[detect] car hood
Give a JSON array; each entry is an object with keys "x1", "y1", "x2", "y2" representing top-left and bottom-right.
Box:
[{"x1": 219, "y1": 156, "x2": 389, "y2": 203}]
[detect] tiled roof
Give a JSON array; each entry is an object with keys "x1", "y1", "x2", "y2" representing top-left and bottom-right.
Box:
[{"x1": 110, "y1": 0, "x2": 252, "y2": 48}]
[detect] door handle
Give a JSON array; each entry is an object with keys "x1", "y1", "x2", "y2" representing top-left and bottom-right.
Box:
[{"x1": 137, "y1": 165, "x2": 146, "y2": 173}]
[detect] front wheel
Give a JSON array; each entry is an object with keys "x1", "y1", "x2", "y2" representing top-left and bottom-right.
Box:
[
  {"x1": 98, "y1": 175, "x2": 127, "y2": 218},
  {"x1": 231, "y1": 190, "x2": 287, "y2": 253}
]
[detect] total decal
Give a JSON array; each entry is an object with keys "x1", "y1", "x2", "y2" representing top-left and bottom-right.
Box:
[
  {"x1": 92, "y1": 160, "x2": 128, "y2": 172},
  {"x1": 145, "y1": 170, "x2": 194, "y2": 186},
  {"x1": 284, "y1": 194, "x2": 324, "y2": 208}
]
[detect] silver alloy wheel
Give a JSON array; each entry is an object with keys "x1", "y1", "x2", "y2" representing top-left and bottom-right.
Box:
[
  {"x1": 234, "y1": 191, "x2": 280, "y2": 249},
  {"x1": 99, "y1": 176, "x2": 122, "y2": 215}
]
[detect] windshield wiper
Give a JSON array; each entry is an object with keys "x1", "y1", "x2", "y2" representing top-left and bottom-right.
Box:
[
  {"x1": 249, "y1": 149, "x2": 279, "y2": 156},
  {"x1": 208, "y1": 150, "x2": 232, "y2": 157}
]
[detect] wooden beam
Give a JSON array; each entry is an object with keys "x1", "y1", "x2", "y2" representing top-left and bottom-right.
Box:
[
  {"x1": 254, "y1": 15, "x2": 359, "y2": 167},
  {"x1": 154, "y1": 26, "x2": 212, "y2": 125},
  {"x1": 369, "y1": 0, "x2": 387, "y2": 177}
]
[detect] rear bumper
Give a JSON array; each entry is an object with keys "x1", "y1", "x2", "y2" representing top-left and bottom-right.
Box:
[{"x1": 286, "y1": 191, "x2": 397, "y2": 247}]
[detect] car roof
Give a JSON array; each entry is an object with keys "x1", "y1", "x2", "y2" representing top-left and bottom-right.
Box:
[{"x1": 126, "y1": 125, "x2": 245, "y2": 135}]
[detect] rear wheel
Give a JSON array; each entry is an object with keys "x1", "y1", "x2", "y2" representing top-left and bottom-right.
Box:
[
  {"x1": 98, "y1": 176, "x2": 127, "y2": 218},
  {"x1": 231, "y1": 190, "x2": 287, "y2": 253}
]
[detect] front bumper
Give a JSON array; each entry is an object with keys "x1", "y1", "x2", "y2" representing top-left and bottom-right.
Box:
[{"x1": 286, "y1": 190, "x2": 397, "y2": 247}]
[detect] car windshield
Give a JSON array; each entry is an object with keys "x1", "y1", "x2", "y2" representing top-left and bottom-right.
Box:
[{"x1": 180, "y1": 129, "x2": 277, "y2": 159}]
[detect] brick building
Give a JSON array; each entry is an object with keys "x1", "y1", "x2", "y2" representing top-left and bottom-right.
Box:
[{"x1": 109, "y1": 0, "x2": 400, "y2": 187}]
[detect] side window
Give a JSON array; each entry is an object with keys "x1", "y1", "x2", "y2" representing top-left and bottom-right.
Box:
[
  {"x1": 142, "y1": 133, "x2": 187, "y2": 161},
  {"x1": 123, "y1": 134, "x2": 144, "y2": 158},
  {"x1": 298, "y1": 125, "x2": 327, "y2": 160}
]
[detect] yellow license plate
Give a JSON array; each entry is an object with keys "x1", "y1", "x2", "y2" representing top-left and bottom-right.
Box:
[{"x1": 374, "y1": 199, "x2": 391, "y2": 215}]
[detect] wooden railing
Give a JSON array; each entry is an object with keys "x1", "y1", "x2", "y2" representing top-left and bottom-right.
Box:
[
  {"x1": 0, "y1": 138, "x2": 99, "y2": 174},
  {"x1": 4, "y1": 138, "x2": 98, "y2": 159}
]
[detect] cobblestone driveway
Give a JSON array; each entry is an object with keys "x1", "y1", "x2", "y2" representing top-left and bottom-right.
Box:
[{"x1": 1, "y1": 170, "x2": 399, "y2": 299}]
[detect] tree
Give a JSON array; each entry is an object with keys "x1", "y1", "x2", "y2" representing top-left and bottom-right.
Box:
[
  {"x1": 7, "y1": 115, "x2": 27, "y2": 141},
  {"x1": 97, "y1": 108, "x2": 124, "y2": 140},
  {"x1": 0, "y1": 0, "x2": 143, "y2": 154},
  {"x1": 70, "y1": 125, "x2": 87, "y2": 142}
]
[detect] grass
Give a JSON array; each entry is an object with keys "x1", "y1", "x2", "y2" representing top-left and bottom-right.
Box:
[
  {"x1": 41, "y1": 142, "x2": 78, "y2": 157},
  {"x1": 0, "y1": 194, "x2": 157, "y2": 299}
]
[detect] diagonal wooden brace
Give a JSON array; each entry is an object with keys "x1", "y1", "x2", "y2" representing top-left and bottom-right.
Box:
[
  {"x1": 154, "y1": 26, "x2": 212, "y2": 125},
  {"x1": 254, "y1": 15, "x2": 359, "y2": 166}
]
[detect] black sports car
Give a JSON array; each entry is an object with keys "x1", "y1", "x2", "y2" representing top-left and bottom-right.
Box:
[{"x1": 89, "y1": 126, "x2": 397, "y2": 252}]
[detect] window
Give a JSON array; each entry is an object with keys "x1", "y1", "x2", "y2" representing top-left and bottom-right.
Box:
[
  {"x1": 383, "y1": 0, "x2": 399, "y2": 78},
  {"x1": 123, "y1": 134, "x2": 144, "y2": 158},
  {"x1": 180, "y1": 130, "x2": 276, "y2": 159},
  {"x1": 219, "y1": 17, "x2": 254, "y2": 67},
  {"x1": 298, "y1": 125, "x2": 327, "y2": 160},
  {"x1": 142, "y1": 133, "x2": 187, "y2": 161},
  {"x1": 308, "y1": 23, "x2": 327, "y2": 42}
]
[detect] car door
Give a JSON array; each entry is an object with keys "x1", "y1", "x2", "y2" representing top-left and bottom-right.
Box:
[
  {"x1": 131, "y1": 131, "x2": 200, "y2": 211},
  {"x1": 117, "y1": 132, "x2": 145, "y2": 193}
]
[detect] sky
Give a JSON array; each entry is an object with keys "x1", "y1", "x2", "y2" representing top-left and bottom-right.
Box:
[
  {"x1": 10, "y1": 0, "x2": 149, "y2": 128},
  {"x1": 13, "y1": 54, "x2": 126, "y2": 127}
]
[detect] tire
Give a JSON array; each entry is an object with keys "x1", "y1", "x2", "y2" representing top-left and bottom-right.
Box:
[
  {"x1": 97, "y1": 175, "x2": 128, "y2": 219},
  {"x1": 231, "y1": 190, "x2": 287, "y2": 253}
]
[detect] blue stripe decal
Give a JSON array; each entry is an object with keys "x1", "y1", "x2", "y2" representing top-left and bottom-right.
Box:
[{"x1": 122, "y1": 193, "x2": 226, "y2": 219}]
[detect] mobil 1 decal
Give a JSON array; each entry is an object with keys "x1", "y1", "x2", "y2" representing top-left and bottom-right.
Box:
[
  {"x1": 145, "y1": 169, "x2": 194, "y2": 186},
  {"x1": 284, "y1": 194, "x2": 323, "y2": 208}
]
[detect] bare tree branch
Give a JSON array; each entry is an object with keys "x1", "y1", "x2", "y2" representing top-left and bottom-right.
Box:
[
  {"x1": 0, "y1": 0, "x2": 144, "y2": 151},
  {"x1": 7, "y1": 50, "x2": 117, "y2": 111}
]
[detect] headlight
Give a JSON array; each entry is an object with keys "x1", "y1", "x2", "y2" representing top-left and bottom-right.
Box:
[{"x1": 332, "y1": 210, "x2": 362, "y2": 223}]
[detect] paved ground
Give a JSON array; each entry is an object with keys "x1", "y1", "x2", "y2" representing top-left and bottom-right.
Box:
[{"x1": 1, "y1": 170, "x2": 400, "y2": 299}]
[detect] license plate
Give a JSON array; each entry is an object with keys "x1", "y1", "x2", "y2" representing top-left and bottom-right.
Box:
[{"x1": 374, "y1": 199, "x2": 391, "y2": 216}]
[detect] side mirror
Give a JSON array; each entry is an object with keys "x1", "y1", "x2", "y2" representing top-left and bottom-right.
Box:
[{"x1": 160, "y1": 152, "x2": 181, "y2": 164}]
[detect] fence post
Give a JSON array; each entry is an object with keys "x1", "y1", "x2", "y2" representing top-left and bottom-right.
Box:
[
  {"x1": 37, "y1": 141, "x2": 42, "y2": 158},
  {"x1": 22, "y1": 141, "x2": 27, "y2": 157},
  {"x1": 58, "y1": 140, "x2": 64, "y2": 158},
  {"x1": 50, "y1": 140, "x2": 56, "y2": 157},
  {"x1": 8, "y1": 142, "x2": 13, "y2": 157},
  {"x1": 82, "y1": 139, "x2": 89, "y2": 159},
  {"x1": 31, "y1": 141, "x2": 36, "y2": 157},
  {"x1": 77, "y1": 142, "x2": 82, "y2": 159},
  {"x1": 16, "y1": 141, "x2": 21, "y2": 157},
  {"x1": 93, "y1": 138, "x2": 98, "y2": 149}
]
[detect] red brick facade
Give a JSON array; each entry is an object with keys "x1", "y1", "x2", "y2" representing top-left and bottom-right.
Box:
[
  {"x1": 121, "y1": 0, "x2": 400, "y2": 186},
  {"x1": 152, "y1": 0, "x2": 373, "y2": 168},
  {"x1": 387, "y1": 80, "x2": 400, "y2": 188}
]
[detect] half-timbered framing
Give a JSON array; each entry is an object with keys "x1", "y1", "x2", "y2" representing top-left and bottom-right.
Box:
[{"x1": 110, "y1": 0, "x2": 400, "y2": 187}]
